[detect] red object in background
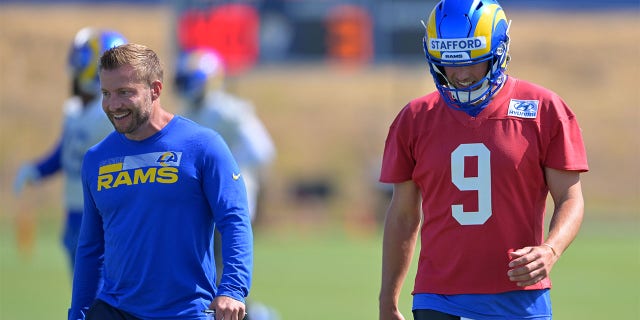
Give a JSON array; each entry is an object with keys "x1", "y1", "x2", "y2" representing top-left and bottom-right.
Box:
[
  {"x1": 178, "y1": 4, "x2": 259, "y2": 76},
  {"x1": 325, "y1": 5, "x2": 373, "y2": 67}
]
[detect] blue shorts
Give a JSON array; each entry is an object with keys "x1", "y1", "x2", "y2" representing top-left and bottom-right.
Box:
[
  {"x1": 62, "y1": 211, "x2": 83, "y2": 269},
  {"x1": 413, "y1": 289, "x2": 552, "y2": 320}
]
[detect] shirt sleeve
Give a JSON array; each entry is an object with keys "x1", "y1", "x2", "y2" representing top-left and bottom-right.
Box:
[
  {"x1": 202, "y1": 133, "x2": 254, "y2": 303},
  {"x1": 236, "y1": 115, "x2": 276, "y2": 167},
  {"x1": 68, "y1": 153, "x2": 105, "y2": 320},
  {"x1": 380, "y1": 105, "x2": 416, "y2": 183},
  {"x1": 34, "y1": 139, "x2": 63, "y2": 178},
  {"x1": 543, "y1": 98, "x2": 589, "y2": 172}
]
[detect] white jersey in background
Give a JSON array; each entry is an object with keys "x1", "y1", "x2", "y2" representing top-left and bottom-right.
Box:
[
  {"x1": 182, "y1": 90, "x2": 276, "y2": 220},
  {"x1": 60, "y1": 96, "x2": 113, "y2": 211}
]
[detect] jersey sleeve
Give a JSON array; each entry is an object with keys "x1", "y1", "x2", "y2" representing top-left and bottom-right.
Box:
[
  {"x1": 380, "y1": 104, "x2": 416, "y2": 183},
  {"x1": 236, "y1": 115, "x2": 276, "y2": 167},
  {"x1": 34, "y1": 139, "x2": 63, "y2": 178},
  {"x1": 542, "y1": 97, "x2": 589, "y2": 172}
]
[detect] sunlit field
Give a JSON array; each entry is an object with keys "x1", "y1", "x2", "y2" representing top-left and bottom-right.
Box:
[
  {"x1": 0, "y1": 217, "x2": 638, "y2": 319},
  {"x1": 1, "y1": 4, "x2": 638, "y2": 320}
]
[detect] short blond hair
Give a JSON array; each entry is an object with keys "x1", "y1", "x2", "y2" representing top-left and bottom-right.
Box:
[{"x1": 99, "y1": 43, "x2": 164, "y2": 85}]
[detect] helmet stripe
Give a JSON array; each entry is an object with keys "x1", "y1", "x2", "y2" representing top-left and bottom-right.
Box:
[
  {"x1": 472, "y1": 3, "x2": 504, "y2": 58},
  {"x1": 426, "y1": 8, "x2": 441, "y2": 59}
]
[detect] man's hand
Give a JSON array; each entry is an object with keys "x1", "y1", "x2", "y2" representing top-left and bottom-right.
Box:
[
  {"x1": 209, "y1": 296, "x2": 246, "y2": 320},
  {"x1": 507, "y1": 245, "x2": 558, "y2": 287},
  {"x1": 379, "y1": 301, "x2": 406, "y2": 320},
  {"x1": 14, "y1": 164, "x2": 39, "y2": 194}
]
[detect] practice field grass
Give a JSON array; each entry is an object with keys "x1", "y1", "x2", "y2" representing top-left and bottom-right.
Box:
[{"x1": 0, "y1": 216, "x2": 638, "y2": 319}]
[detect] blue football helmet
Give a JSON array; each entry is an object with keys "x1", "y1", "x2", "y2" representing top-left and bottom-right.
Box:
[
  {"x1": 423, "y1": 0, "x2": 511, "y2": 116},
  {"x1": 174, "y1": 48, "x2": 225, "y2": 102},
  {"x1": 68, "y1": 27, "x2": 127, "y2": 96}
]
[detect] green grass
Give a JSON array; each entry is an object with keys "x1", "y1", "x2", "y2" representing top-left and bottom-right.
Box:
[
  {"x1": 251, "y1": 230, "x2": 389, "y2": 319},
  {"x1": 250, "y1": 218, "x2": 640, "y2": 320},
  {"x1": 0, "y1": 219, "x2": 72, "y2": 319},
  {"x1": 548, "y1": 220, "x2": 640, "y2": 319},
  {"x1": 0, "y1": 217, "x2": 638, "y2": 319}
]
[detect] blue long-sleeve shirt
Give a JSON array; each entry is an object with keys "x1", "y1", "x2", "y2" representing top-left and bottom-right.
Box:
[{"x1": 69, "y1": 116, "x2": 253, "y2": 320}]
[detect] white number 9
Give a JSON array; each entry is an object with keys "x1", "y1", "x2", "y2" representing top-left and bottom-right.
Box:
[{"x1": 451, "y1": 143, "x2": 492, "y2": 225}]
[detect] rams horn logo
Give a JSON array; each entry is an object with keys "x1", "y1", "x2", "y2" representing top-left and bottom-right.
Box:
[{"x1": 157, "y1": 152, "x2": 179, "y2": 166}]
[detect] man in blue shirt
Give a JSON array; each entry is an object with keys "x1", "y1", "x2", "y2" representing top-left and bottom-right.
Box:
[{"x1": 68, "y1": 43, "x2": 253, "y2": 320}]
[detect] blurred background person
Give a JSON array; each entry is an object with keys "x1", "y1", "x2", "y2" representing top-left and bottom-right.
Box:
[
  {"x1": 12, "y1": 27, "x2": 127, "y2": 273},
  {"x1": 174, "y1": 48, "x2": 276, "y2": 225},
  {"x1": 174, "y1": 47, "x2": 279, "y2": 320}
]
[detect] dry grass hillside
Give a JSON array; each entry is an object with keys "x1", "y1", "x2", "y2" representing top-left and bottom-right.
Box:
[{"x1": 0, "y1": 5, "x2": 638, "y2": 232}]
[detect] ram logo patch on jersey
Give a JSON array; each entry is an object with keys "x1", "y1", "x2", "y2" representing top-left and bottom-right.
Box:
[
  {"x1": 157, "y1": 151, "x2": 181, "y2": 166},
  {"x1": 96, "y1": 151, "x2": 182, "y2": 191},
  {"x1": 507, "y1": 99, "x2": 539, "y2": 119}
]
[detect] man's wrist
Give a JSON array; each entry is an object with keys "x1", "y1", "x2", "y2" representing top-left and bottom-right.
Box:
[{"x1": 542, "y1": 243, "x2": 558, "y2": 256}]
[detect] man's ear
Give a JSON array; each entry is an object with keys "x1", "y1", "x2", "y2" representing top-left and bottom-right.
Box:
[{"x1": 150, "y1": 80, "x2": 163, "y2": 100}]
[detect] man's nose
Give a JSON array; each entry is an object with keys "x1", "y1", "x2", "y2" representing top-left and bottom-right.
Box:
[
  {"x1": 102, "y1": 96, "x2": 119, "y2": 111},
  {"x1": 450, "y1": 68, "x2": 473, "y2": 82}
]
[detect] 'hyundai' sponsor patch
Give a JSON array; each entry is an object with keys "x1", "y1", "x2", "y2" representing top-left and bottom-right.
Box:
[{"x1": 507, "y1": 99, "x2": 539, "y2": 119}]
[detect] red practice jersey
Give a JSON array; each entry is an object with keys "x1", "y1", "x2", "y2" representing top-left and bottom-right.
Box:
[{"x1": 380, "y1": 76, "x2": 588, "y2": 295}]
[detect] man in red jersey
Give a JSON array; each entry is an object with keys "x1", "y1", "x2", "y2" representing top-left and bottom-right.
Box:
[{"x1": 378, "y1": 1, "x2": 588, "y2": 319}]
